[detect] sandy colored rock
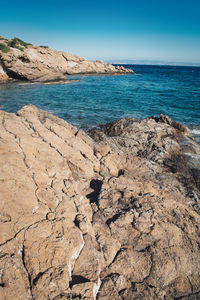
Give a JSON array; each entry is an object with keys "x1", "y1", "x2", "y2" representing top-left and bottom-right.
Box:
[
  {"x1": 0, "y1": 105, "x2": 200, "y2": 299},
  {"x1": 0, "y1": 64, "x2": 9, "y2": 82},
  {"x1": 0, "y1": 38, "x2": 134, "y2": 82}
]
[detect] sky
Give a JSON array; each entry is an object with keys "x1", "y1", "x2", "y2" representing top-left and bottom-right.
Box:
[{"x1": 0, "y1": 0, "x2": 200, "y2": 64}]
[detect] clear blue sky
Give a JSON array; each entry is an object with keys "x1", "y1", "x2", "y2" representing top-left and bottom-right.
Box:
[{"x1": 0, "y1": 0, "x2": 200, "y2": 63}]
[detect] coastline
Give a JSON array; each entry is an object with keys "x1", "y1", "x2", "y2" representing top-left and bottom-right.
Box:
[
  {"x1": 0, "y1": 64, "x2": 199, "y2": 131},
  {"x1": 0, "y1": 0, "x2": 199, "y2": 297},
  {"x1": 0, "y1": 37, "x2": 199, "y2": 300},
  {"x1": 0, "y1": 36, "x2": 134, "y2": 84}
]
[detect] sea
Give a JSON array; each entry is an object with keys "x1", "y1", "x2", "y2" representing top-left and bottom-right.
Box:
[{"x1": 0, "y1": 64, "x2": 200, "y2": 144}]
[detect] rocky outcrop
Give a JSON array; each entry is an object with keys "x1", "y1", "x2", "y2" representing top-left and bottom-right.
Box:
[
  {"x1": 0, "y1": 105, "x2": 200, "y2": 300},
  {"x1": 0, "y1": 37, "x2": 134, "y2": 82},
  {"x1": 0, "y1": 64, "x2": 9, "y2": 82}
]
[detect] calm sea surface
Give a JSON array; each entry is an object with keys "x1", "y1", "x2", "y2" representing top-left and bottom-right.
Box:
[{"x1": 0, "y1": 65, "x2": 199, "y2": 139}]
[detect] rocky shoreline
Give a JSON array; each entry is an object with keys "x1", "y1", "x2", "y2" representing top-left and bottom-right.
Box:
[
  {"x1": 0, "y1": 105, "x2": 199, "y2": 299},
  {"x1": 0, "y1": 36, "x2": 134, "y2": 83}
]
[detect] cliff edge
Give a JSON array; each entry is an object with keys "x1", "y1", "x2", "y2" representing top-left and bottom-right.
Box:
[
  {"x1": 0, "y1": 36, "x2": 134, "y2": 83},
  {"x1": 0, "y1": 105, "x2": 200, "y2": 299}
]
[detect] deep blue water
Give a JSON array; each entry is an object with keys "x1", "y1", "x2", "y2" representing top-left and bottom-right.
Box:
[{"x1": 0, "y1": 65, "x2": 199, "y2": 132}]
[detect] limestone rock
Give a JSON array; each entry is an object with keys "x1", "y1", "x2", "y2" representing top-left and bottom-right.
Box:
[
  {"x1": 0, "y1": 37, "x2": 134, "y2": 82},
  {"x1": 0, "y1": 64, "x2": 9, "y2": 82},
  {"x1": 0, "y1": 105, "x2": 200, "y2": 299}
]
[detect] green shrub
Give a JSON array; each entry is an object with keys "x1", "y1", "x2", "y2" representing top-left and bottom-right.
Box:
[
  {"x1": 6, "y1": 40, "x2": 12, "y2": 47},
  {"x1": 13, "y1": 37, "x2": 31, "y2": 47},
  {"x1": 0, "y1": 36, "x2": 32, "y2": 52},
  {"x1": 0, "y1": 42, "x2": 10, "y2": 53},
  {"x1": 7, "y1": 40, "x2": 25, "y2": 51},
  {"x1": 39, "y1": 45, "x2": 49, "y2": 48},
  {"x1": 7, "y1": 39, "x2": 19, "y2": 48},
  {"x1": 7, "y1": 37, "x2": 31, "y2": 49},
  {"x1": 15, "y1": 45, "x2": 24, "y2": 51}
]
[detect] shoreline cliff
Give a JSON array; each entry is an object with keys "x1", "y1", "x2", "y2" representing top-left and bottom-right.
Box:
[
  {"x1": 0, "y1": 105, "x2": 199, "y2": 299},
  {"x1": 0, "y1": 36, "x2": 134, "y2": 83}
]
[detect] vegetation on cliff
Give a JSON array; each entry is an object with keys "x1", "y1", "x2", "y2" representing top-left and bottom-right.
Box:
[
  {"x1": 0, "y1": 42, "x2": 10, "y2": 53},
  {"x1": 0, "y1": 35, "x2": 32, "y2": 52},
  {"x1": 39, "y1": 45, "x2": 49, "y2": 48}
]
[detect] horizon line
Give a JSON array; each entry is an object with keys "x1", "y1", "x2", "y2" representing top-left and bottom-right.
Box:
[{"x1": 105, "y1": 59, "x2": 200, "y2": 67}]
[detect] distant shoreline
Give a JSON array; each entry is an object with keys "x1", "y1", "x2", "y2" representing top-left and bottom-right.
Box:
[
  {"x1": 111, "y1": 62, "x2": 200, "y2": 67},
  {"x1": 112, "y1": 62, "x2": 200, "y2": 68}
]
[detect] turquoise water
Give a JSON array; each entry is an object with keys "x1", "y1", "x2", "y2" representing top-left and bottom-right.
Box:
[{"x1": 0, "y1": 65, "x2": 199, "y2": 131}]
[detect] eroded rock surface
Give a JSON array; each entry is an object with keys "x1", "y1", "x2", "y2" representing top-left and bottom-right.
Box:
[
  {"x1": 0, "y1": 105, "x2": 200, "y2": 299},
  {"x1": 0, "y1": 37, "x2": 133, "y2": 83},
  {"x1": 0, "y1": 64, "x2": 9, "y2": 82}
]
